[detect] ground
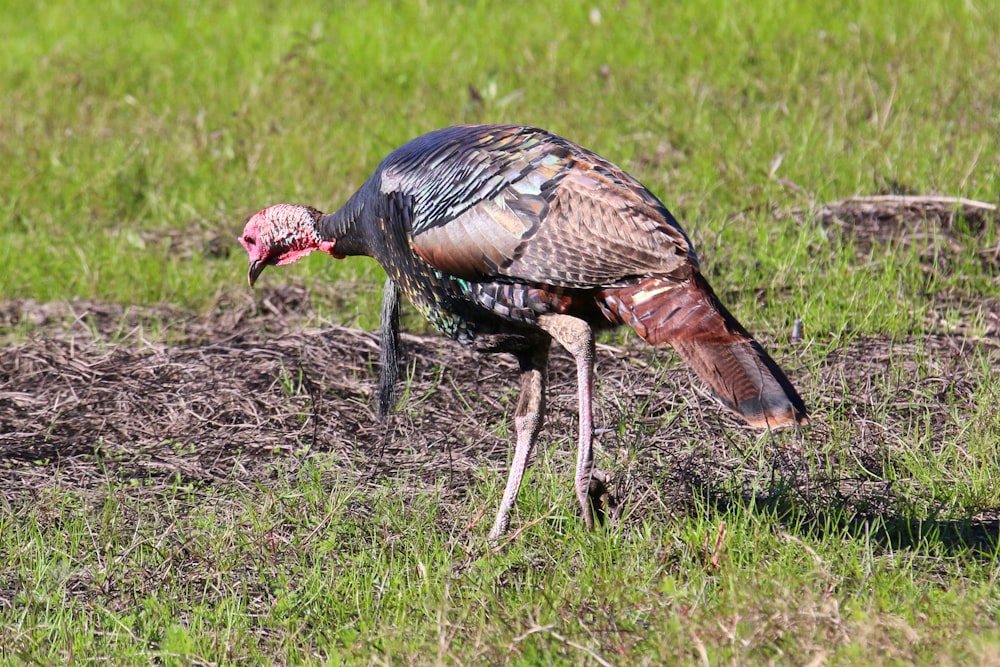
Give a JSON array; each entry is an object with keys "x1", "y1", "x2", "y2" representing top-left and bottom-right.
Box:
[
  {"x1": 2, "y1": 200, "x2": 997, "y2": 542},
  {"x1": 1, "y1": 201, "x2": 998, "y2": 663}
]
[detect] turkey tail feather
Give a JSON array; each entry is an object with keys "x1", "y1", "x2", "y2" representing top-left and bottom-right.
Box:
[{"x1": 599, "y1": 274, "x2": 808, "y2": 429}]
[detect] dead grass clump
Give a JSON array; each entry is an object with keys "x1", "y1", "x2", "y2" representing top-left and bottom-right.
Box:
[
  {"x1": 808, "y1": 195, "x2": 1000, "y2": 294},
  {"x1": 811, "y1": 195, "x2": 998, "y2": 262},
  {"x1": 789, "y1": 194, "x2": 1000, "y2": 338}
]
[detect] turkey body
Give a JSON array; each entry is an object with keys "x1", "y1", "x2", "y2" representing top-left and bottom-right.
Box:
[
  {"x1": 246, "y1": 123, "x2": 808, "y2": 541},
  {"x1": 328, "y1": 125, "x2": 693, "y2": 344}
]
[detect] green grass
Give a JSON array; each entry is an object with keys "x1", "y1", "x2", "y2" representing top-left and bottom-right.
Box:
[
  {"x1": 3, "y1": 454, "x2": 999, "y2": 665},
  {"x1": 2, "y1": 0, "x2": 997, "y2": 331},
  {"x1": 2, "y1": 0, "x2": 999, "y2": 664}
]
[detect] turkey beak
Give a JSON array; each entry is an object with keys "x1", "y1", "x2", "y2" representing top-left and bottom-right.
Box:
[{"x1": 248, "y1": 259, "x2": 266, "y2": 287}]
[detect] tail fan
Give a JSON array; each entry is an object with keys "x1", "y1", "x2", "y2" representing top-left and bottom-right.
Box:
[{"x1": 599, "y1": 273, "x2": 808, "y2": 429}]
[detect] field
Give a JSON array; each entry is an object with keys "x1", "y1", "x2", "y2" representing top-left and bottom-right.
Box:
[{"x1": 1, "y1": 0, "x2": 999, "y2": 664}]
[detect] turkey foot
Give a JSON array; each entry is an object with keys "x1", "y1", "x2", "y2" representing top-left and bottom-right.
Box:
[{"x1": 587, "y1": 469, "x2": 619, "y2": 529}]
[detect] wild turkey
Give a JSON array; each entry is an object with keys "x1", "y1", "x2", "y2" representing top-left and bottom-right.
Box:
[{"x1": 238, "y1": 124, "x2": 808, "y2": 541}]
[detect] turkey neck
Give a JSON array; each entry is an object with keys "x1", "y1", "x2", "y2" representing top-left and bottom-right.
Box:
[
  {"x1": 316, "y1": 184, "x2": 372, "y2": 257},
  {"x1": 316, "y1": 181, "x2": 488, "y2": 343},
  {"x1": 316, "y1": 180, "x2": 422, "y2": 277}
]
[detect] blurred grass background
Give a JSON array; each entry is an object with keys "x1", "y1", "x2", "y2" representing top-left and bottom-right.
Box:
[{"x1": 2, "y1": 0, "x2": 996, "y2": 336}]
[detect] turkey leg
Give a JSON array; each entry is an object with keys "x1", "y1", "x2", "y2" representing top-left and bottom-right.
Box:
[
  {"x1": 538, "y1": 313, "x2": 603, "y2": 530},
  {"x1": 488, "y1": 343, "x2": 550, "y2": 542},
  {"x1": 376, "y1": 278, "x2": 401, "y2": 419}
]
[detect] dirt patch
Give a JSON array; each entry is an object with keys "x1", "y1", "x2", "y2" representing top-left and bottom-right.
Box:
[
  {"x1": 0, "y1": 284, "x2": 320, "y2": 346},
  {"x1": 788, "y1": 195, "x2": 1000, "y2": 338},
  {"x1": 2, "y1": 291, "x2": 997, "y2": 538},
  {"x1": 809, "y1": 195, "x2": 998, "y2": 267},
  {"x1": 5, "y1": 192, "x2": 1000, "y2": 527}
]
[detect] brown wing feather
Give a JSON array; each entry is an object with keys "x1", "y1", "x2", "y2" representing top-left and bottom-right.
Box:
[
  {"x1": 411, "y1": 147, "x2": 693, "y2": 288},
  {"x1": 499, "y1": 169, "x2": 691, "y2": 286}
]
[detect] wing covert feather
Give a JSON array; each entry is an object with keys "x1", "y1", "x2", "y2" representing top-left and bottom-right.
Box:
[{"x1": 382, "y1": 124, "x2": 694, "y2": 287}]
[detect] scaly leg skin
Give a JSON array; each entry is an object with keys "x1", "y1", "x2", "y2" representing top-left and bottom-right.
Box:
[
  {"x1": 538, "y1": 314, "x2": 605, "y2": 531},
  {"x1": 488, "y1": 344, "x2": 550, "y2": 543}
]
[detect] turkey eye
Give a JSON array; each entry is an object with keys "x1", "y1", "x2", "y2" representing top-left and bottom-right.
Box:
[{"x1": 244, "y1": 235, "x2": 256, "y2": 246}]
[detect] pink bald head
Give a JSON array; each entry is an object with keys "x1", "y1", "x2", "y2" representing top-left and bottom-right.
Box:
[{"x1": 238, "y1": 204, "x2": 341, "y2": 286}]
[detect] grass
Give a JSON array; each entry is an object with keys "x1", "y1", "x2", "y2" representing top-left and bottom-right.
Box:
[
  {"x1": 2, "y1": 0, "x2": 999, "y2": 664},
  {"x1": 3, "y1": 455, "x2": 999, "y2": 665},
  {"x1": 2, "y1": 0, "x2": 997, "y2": 331}
]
